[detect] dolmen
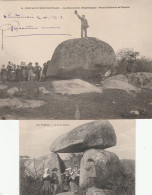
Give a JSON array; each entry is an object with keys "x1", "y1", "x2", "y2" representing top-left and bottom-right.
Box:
[{"x1": 50, "y1": 120, "x2": 120, "y2": 195}]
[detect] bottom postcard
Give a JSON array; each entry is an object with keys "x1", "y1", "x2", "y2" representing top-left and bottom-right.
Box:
[{"x1": 20, "y1": 120, "x2": 135, "y2": 195}]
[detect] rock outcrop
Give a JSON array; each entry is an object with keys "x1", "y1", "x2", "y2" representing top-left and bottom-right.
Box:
[
  {"x1": 101, "y1": 74, "x2": 141, "y2": 95},
  {"x1": 50, "y1": 121, "x2": 116, "y2": 153},
  {"x1": 79, "y1": 149, "x2": 121, "y2": 189},
  {"x1": 46, "y1": 37, "x2": 116, "y2": 79},
  {"x1": 52, "y1": 79, "x2": 102, "y2": 95}
]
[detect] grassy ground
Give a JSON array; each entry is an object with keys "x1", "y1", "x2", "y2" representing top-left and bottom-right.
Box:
[{"x1": 0, "y1": 81, "x2": 152, "y2": 119}]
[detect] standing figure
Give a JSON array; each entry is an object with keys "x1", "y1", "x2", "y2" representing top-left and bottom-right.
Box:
[
  {"x1": 7, "y1": 61, "x2": 12, "y2": 81},
  {"x1": 27, "y1": 62, "x2": 34, "y2": 81},
  {"x1": 16, "y1": 65, "x2": 21, "y2": 81},
  {"x1": 1, "y1": 65, "x2": 8, "y2": 82},
  {"x1": 11, "y1": 65, "x2": 16, "y2": 82},
  {"x1": 42, "y1": 168, "x2": 53, "y2": 195},
  {"x1": 22, "y1": 63, "x2": 28, "y2": 81},
  {"x1": 61, "y1": 168, "x2": 72, "y2": 192},
  {"x1": 70, "y1": 165, "x2": 80, "y2": 194},
  {"x1": 74, "y1": 10, "x2": 89, "y2": 38},
  {"x1": 41, "y1": 63, "x2": 48, "y2": 81},
  {"x1": 9, "y1": 63, "x2": 14, "y2": 82},
  {"x1": 34, "y1": 62, "x2": 42, "y2": 81},
  {"x1": 51, "y1": 168, "x2": 59, "y2": 195},
  {"x1": 85, "y1": 158, "x2": 97, "y2": 188}
]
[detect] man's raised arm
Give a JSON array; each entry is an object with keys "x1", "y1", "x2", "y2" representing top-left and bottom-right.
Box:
[{"x1": 74, "y1": 10, "x2": 82, "y2": 20}]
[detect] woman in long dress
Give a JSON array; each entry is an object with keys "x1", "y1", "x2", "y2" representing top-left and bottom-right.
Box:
[
  {"x1": 11, "y1": 65, "x2": 16, "y2": 82},
  {"x1": 1, "y1": 65, "x2": 8, "y2": 82},
  {"x1": 22, "y1": 64, "x2": 28, "y2": 81},
  {"x1": 61, "y1": 168, "x2": 72, "y2": 192},
  {"x1": 9, "y1": 64, "x2": 15, "y2": 82},
  {"x1": 42, "y1": 168, "x2": 53, "y2": 195}
]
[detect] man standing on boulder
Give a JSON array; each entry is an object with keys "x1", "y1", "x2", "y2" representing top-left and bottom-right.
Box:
[{"x1": 74, "y1": 10, "x2": 89, "y2": 38}]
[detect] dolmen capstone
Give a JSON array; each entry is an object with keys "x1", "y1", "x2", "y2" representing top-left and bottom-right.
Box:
[
  {"x1": 50, "y1": 120, "x2": 116, "y2": 153},
  {"x1": 46, "y1": 37, "x2": 116, "y2": 79}
]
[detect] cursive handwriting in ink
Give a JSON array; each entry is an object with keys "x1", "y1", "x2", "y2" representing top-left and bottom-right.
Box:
[
  {"x1": 3, "y1": 13, "x2": 63, "y2": 20},
  {"x1": 0, "y1": 20, "x2": 20, "y2": 50}
]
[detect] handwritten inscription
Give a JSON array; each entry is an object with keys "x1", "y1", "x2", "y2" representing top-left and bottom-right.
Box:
[
  {"x1": 0, "y1": 21, "x2": 61, "y2": 32},
  {"x1": 3, "y1": 13, "x2": 63, "y2": 20}
]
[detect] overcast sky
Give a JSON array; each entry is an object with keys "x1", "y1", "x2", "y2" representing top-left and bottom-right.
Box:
[
  {"x1": 0, "y1": 0, "x2": 152, "y2": 66},
  {"x1": 20, "y1": 120, "x2": 135, "y2": 160}
]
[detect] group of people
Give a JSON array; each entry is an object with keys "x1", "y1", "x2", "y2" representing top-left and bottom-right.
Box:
[
  {"x1": 0, "y1": 61, "x2": 49, "y2": 82},
  {"x1": 42, "y1": 165, "x2": 80, "y2": 195},
  {"x1": 42, "y1": 158, "x2": 97, "y2": 195}
]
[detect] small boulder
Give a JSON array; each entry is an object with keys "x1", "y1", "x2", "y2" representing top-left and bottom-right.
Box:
[
  {"x1": 0, "y1": 85, "x2": 7, "y2": 90},
  {"x1": 79, "y1": 149, "x2": 121, "y2": 189},
  {"x1": 7, "y1": 87, "x2": 18, "y2": 95},
  {"x1": 39, "y1": 87, "x2": 50, "y2": 95},
  {"x1": 86, "y1": 187, "x2": 115, "y2": 195},
  {"x1": 50, "y1": 120, "x2": 116, "y2": 153}
]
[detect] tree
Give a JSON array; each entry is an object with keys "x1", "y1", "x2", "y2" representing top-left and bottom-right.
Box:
[{"x1": 116, "y1": 48, "x2": 140, "y2": 74}]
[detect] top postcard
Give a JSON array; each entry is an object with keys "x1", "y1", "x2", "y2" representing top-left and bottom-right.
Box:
[{"x1": 0, "y1": 0, "x2": 152, "y2": 120}]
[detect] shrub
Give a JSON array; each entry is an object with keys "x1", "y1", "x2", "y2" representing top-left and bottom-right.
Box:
[{"x1": 113, "y1": 48, "x2": 152, "y2": 75}]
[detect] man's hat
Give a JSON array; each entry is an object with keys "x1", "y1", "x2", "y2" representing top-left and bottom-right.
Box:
[{"x1": 52, "y1": 168, "x2": 58, "y2": 171}]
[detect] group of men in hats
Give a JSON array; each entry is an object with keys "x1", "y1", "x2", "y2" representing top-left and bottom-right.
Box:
[{"x1": 0, "y1": 61, "x2": 48, "y2": 82}]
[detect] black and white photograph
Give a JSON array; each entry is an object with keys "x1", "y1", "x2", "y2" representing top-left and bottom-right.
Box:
[
  {"x1": 0, "y1": 0, "x2": 152, "y2": 119},
  {"x1": 20, "y1": 120, "x2": 135, "y2": 195}
]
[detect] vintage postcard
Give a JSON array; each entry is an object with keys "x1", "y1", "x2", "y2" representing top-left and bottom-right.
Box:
[
  {"x1": 20, "y1": 120, "x2": 135, "y2": 195},
  {"x1": 0, "y1": 0, "x2": 152, "y2": 120}
]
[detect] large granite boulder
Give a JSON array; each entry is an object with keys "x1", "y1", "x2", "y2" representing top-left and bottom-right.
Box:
[
  {"x1": 79, "y1": 149, "x2": 121, "y2": 189},
  {"x1": 50, "y1": 121, "x2": 116, "y2": 153},
  {"x1": 101, "y1": 74, "x2": 141, "y2": 95},
  {"x1": 46, "y1": 37, "x2": 116, "y2": 79},
  {"x1": 24, "y1": 153, "x2": 65, "y2": 192}
]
